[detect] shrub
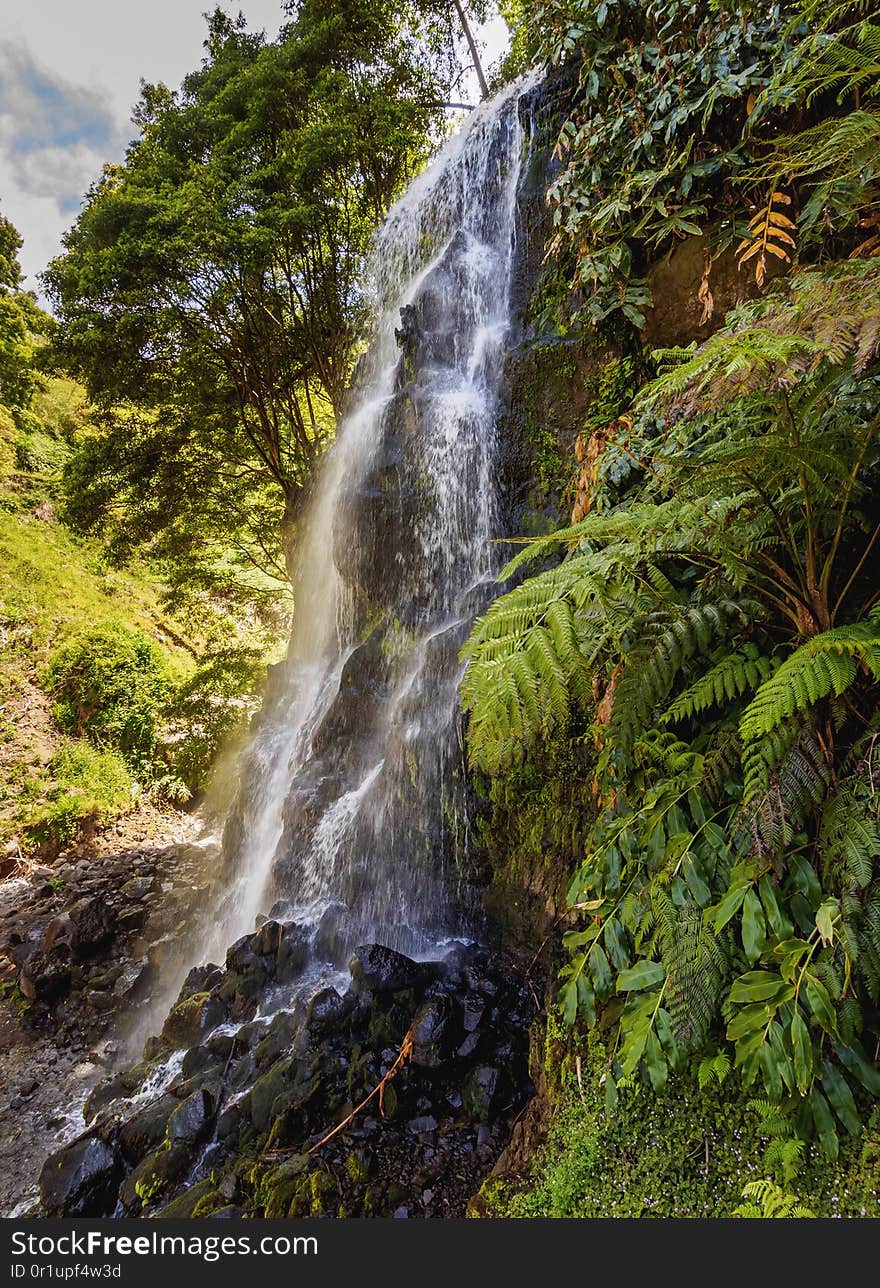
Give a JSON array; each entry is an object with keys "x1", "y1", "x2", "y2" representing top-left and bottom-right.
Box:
[
  {"x1": 44, "y1": 621, "x2": 175, "y2": 767},
  {"x1": 164, "y1": 646, "x2": 265, "y2": 792}
]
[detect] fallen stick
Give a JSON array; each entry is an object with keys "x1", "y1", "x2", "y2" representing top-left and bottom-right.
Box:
[{"x1": 261, "y1": 1024, "x2": 415, "y2": 1161}]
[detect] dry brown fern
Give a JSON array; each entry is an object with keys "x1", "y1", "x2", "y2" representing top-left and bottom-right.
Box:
[{"x1": 737, "y1": 191, "x2": 797, "y2": 287}]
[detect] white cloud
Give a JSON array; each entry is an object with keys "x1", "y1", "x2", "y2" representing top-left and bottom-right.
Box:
[
  {"x1": 0, "y1": 2, "x2": 509, "y2": 300},
  {"x1": 0, "y1": 0, "x2": 286, "y2": 296}
]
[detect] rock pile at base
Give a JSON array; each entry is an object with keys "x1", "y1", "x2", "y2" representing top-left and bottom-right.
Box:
[{"x1": 39, "y1": 931, "x2": 535, "y2": 1218}]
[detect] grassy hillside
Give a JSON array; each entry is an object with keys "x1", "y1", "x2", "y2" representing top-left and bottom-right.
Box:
[{"x1": 0, "y1": 378, "x2": 274, "y2": 859}]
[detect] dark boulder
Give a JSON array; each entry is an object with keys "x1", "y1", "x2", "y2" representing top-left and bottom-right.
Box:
[
  {"x1": 253, "y1": 1011, "x2": 299, "y2": 1068},
  {"x1": 69, "y1": 896, "x2": 114, "y2": 953},
  {"x1": 160, "y1": 990, "x2": 227, "y2": 1050},
  {"x1": 167, "y1": 1089, "x2": 214, "y2": 1143},
  {"x1": 462, "y1": 1066, "x2": 500, "y2": 1122},
  {"x1": 39, "y1": 1135, "x2": 123, "y2": 1217},
  {"x1": 349, "y1": 944, "x2": 425, "y2": 994},
  {"x1": 19, "y1": 944, "x2": 71, "y2": 1002},
  {"x1": 410, "y1": 996, "x2": 454, "y2": 1068},
  {"x1": 176, "y1": 963, "x2": 224, "y2": 1004},
  {"x1": 305, "y1": 987, "x2": 350, "y2": 1033},
  {"x1": 119, "y1": 1094, "x2": 178, "y2": 1158}
]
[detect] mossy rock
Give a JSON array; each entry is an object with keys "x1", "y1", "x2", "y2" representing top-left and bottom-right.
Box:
[
  {"x1": 160, "y1": 991, "x2": 225, "y2": 1050},
  {"x1": 249, "y1": 1054, "x2": 299, "y2": 1132},
  {"x1": 120, "y1": 1140, "x2": 192, "y2": 1212},
  {"x1": 345, "y1": 1150, "x2": 369, "y2": 1185},
  {"x1": 287, "y1": 1169, "x2": 336, "y2": 1217},
  {"x1": 257, "y1": 1155, "x2": 309, "y2": 1219},
  {"x1": 154, "y1": 1178, "x2": 217, "y2": 1219}
]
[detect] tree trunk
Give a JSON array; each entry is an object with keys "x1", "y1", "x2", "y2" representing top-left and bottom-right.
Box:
[
  {"x1": 279, "y1": 493, "x2": 299, "y2": 585},
  {"x1": 451, "y1": 0, "x2": 489, "y2": 100}
]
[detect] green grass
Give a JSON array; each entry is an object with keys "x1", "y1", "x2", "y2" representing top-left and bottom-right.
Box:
[
  {"x1": 0, "y1": 504, "x2": 196, "y2": 668},
  {"x1": 0, "y1": 458, "x2": 195, "y2": 850},
  {"x1": 21, "y1": 740, "x2": 136, "y2": 848},
  {"x1": 478, "y1": 1031, "x2": 880, "y2": 1218}
]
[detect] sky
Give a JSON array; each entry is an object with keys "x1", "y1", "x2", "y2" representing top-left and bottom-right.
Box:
[{"x1": 0, "y1": 1, "x2": 508, "y2": 300}]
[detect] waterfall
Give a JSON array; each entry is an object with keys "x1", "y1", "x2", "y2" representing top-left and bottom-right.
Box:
[{"x1": 207, "y1": 73, "x2": 538, "y2": 972}]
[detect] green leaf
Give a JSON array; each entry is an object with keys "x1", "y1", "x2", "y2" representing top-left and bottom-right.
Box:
[
  {"x1": 560, "y1": 976, "x2": 579, "y2": 1027},
  {"x1": 729, "y1": 971, "x2": 793, "y2": 1005},
  {"x1": 713, "y1": 880, "x2": 749, "y2": 932},
  {"x1": 815, "y1": 898, "x2": 839, "y2": 947},
  {"x1": 788, "y1": 855, "x2": 822, "y2": 912},
  {"x1": 758, "y1": 876, "x2": 793, "y2": 940},
  {"x1": 616, "y1": 960, "x2": 666, "y2": 992},
  {"x1": 822, "y1": 1061, "x2": 861, "y2": 1135},
  {"x1": 603, "y1": 918, "x2": 629, "y2": 970},
  {"x1": 833, "y1": 1041, "x2": 880, "y2": 1095},
  {"x1": 727, "y1": 1002, "x2": 772, "y2": 1040},
  {"x1": 742, "y1": 889, "x2": 766, "y2": 964},
  {"x1": 576, "y1": 973, "x2": 597, "y2": 1026},
  {"x1": 562, "y1": 924, "x2": 602, "y2": 949},
  {"x1": 588, "y1": 942, "x2": 613, "y2": 995},
  {"x1": 645, "y1": 1030, "x2": 668, "y2": 1091},
  {"x1": 759, "y1": 1043, "x2": 782, "y2": 1101},
  {"x1": 810, "y1": 1088, "x2": 839, "y2": 1162},
  {"x1": 804, "y1": 975, "x2": 838, "y2": 1037},
  {"x1": 682, "y1": 854, "x2": 711, "y2": 906},
  {"x1": 790, "y1": 1011, "x2": 813, "y2": 1094}
]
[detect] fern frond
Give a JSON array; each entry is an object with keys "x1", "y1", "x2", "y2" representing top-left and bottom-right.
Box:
[
  {"x1": 663, "y1": 644, "x2": 776, "y2": 724},
  {"x1": 659, "y1": 901, "x2": 726, "y2": 1050},
  {"x1": 739, "y1": 619, "x2": 880, "y2": 745}
]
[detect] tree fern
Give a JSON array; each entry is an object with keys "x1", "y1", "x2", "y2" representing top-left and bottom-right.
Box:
[
  {"x1": 663, "y1": 644, "x2": 776, "y2": 724},
  {"x1": 739, "y1": 615, "x2": 880, "y2": 745},
  {"x1": 638, "y1": 264, "x2": 880, "y2": 419},
  {"x1": 611, "y1": 603, "x2": 744, "y2": 756}
]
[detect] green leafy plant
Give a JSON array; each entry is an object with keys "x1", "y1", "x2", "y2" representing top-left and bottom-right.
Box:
[
  {"x1": 461, "y1": 260, "x2": 880, "y2": 1155},
  {"x1": 733, "y1": 1177, "x2": 815, "y2": 1218},
  {"x1": 44, "y1": 620, "x2": 176, "y2": 768}
]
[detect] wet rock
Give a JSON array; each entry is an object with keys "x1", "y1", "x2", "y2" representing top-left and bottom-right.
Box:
[
  {"x1": 215, "y1": 1102, "x2": 246, "y2": 1143},
  {"x1": 176, "y1": 963, "x2": 224, "y2": 1003},
  {"x1": 69, "y1": 896, "x2": 114, "y2": 953},
  {"x1": 180, "y1": 1041, "x2": 225, "y2": 1080},
  {"x1": 167, "y1": 1089, "x2": 213, "y2": 1143},
  {"x1": 305, "y1": 987, "x2": 350, "y2": 1033},
  {"x1": 19, "y1": 943, "x2": 72, "y2": 1002},
  {"x1": 83, "y1": 1068, "x2": 144, "y2": 1122},
  {"x1": 456, "y1": 1030, "x2": 480, "y2": 1060},
  {"x1": 160, "y1": 991, "x2": 227, "y2": 1049},
  {"x1": 410, "y1": 996, "x2": 454, "y2": 1068},
  {"x1": 249, "y1": 1055, "x2": 298, "y2": 1133},
  {"x1": 408, "y1": 1115, "x2": 438, "y2": 1135},
  {"x1": 39, "y1": 1134, "x2": 123, "y2": 1217},
  {"x1": 349, "y1": 944, "x2": 425, "y2": 994},
  {"x1": 113, "y1": 958, "x2": 152, "y2": 1000},
  {"x1": 119, "y1": 1094, "x2": 179, "y2": 1158},
  {"x1": 462, "y1": 1065, "x2": 499, "y2": 1122},
  {"x1": 120, "y1": 1140, "x2": 192, "y2": 1212},
  {"x1": 154, "y1": 1177, "x2": 217, "y2": 1219},
  {"x1": 461, "y1": 994, "x2": 485, "y2": 1033},
  {"x1": 117, "y1": 907, "x2": 147, "y2": 934},
  {"x1": 254, "y1": 1011, "x2": 299, "y2": 1068},
  {"x1": 119, "y1": 877, "x2": 154, "y2": 901}
]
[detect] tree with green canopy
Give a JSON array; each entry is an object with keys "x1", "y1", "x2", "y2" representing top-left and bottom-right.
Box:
[{"x1": 45, "y1": 2, "x2": 466, "y2": 588}]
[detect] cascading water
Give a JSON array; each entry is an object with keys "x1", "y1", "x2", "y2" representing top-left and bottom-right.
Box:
[
  {"x1": 33, "y1": 73, "x2": 547, "y2": 1222},
  {"x1": 207, "y1": 72, "x2": 538, "y2": 974}
]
